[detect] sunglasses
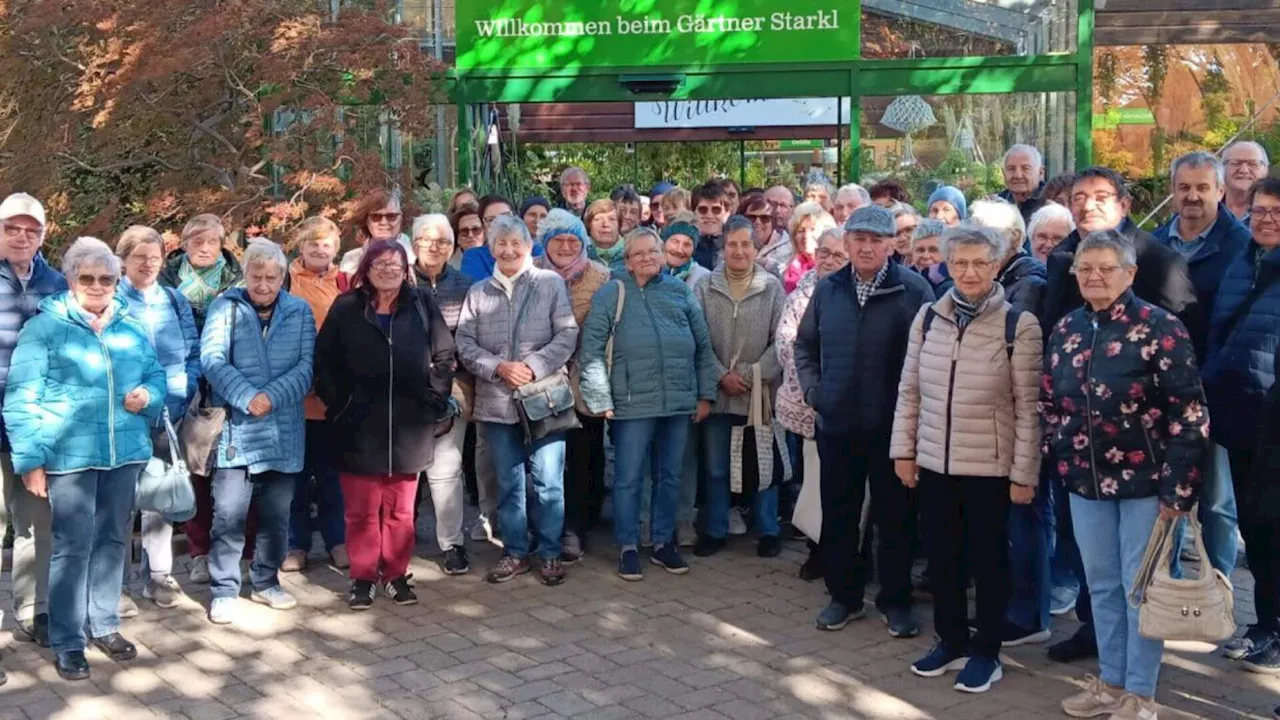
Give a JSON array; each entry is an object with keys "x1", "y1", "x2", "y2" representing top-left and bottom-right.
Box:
[
  {"x1": 78, "y1": 274, "x2": 118, "y2": 288},
  {"x1": 368, "y1": 212, "x2": 401, "y2": 223},
  {"x1": 747, "y1": 213, "x2": 773, "y2": 223}
]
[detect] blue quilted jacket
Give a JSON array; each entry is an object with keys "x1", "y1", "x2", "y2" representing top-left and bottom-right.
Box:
[
  {"x1": 200, "y1": 289, "x2": 315, "y2": 475},
  {"x1": 117, "y1": 278, "x2": 201, "y2": 421},
  {"x1": 3, "y1": 293, "x2": 167, "y2": 475},
  {"x1": 0, "y1": 255, "x2": 68, "y2": 450},
  {"x1": 1202, "y1": 243, "x2": 1280, "y2": 453}
]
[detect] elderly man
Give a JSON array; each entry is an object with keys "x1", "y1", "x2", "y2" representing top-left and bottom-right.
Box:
[
  {"x1": 1040, "y1": 166, "x2": 1199, "y2": 665},
  {"x1": 0, "y1": 194, "x2": 68, "y2": 668},
  {"x1": 1223, "y1": 141, "x2": 1270, "y2": 221},
  {"x1": 765, "y1": 185, "x2": 797, "y2": 228},
  {"x1": 833, "y1": 184, "x2": 872, "y2": 227},
  {"x1": 559, "y1": 166, "x2": 592, "y2": 217},
  {"x1": 998, "y1": 144, "x2": 1047, "y2": 225},
  {"x1": 795, "y1": 205, "x2": 934, "y2": 638}
]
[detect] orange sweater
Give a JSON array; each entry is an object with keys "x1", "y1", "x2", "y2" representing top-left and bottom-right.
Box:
[{"x1": 288, "y1": 258, "x2": 347, "y2": 420}]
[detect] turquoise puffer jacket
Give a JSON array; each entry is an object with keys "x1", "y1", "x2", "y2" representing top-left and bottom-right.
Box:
[
  {"x1": 3, "y1": 293, "x2": 166, "y2": 475},
  {"x1": 579, "y1": 273, "x2": 718, "y2": 419}
]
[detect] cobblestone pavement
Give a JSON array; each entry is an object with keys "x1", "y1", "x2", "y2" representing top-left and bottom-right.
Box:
[{"x1": 2, "y1": 526, "x2": 1278, "y2": 719}]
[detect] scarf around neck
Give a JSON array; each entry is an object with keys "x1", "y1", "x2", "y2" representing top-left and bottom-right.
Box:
[
  {"x1": 667, "y1": 258, "x2": 695, "y2": 281},
  {"x1": 592, "y1": 239, "x2": 626, "y2": 267},
  {"x1": 536, "y1": 247, "x2": 590, "y2": 285},
  {"x1": 951, "y1": 284, "x2": 996, "y2": 330},
  {"x1": 492, "y1": 254, "x2": 534, "y2": 299},
  {"x1": 177, "y1": 253, "x2": 227, "y2": 314},
  {"x1": 725, "y1": 264, "x2": 755, "y2": 300}
]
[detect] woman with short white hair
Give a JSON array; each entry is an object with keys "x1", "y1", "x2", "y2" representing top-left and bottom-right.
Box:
[
  {"x1": 5, "y1": 237, "x2": 166, "y2": 680},
  {"x1": 1027, "y1": 203, "x2": 1076, "y2": 262},
  {"x1": 969, "y1": 198, "x2": 1047, "y2": 316},
  {"x1": 201, "y1": 240, "x2": 316, "y2": 625},
  {"x1": 456, "y1": 215, "x2": 579, "y2": 586}
]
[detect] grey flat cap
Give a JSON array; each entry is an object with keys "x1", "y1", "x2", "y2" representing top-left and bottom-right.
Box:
[{"x1": 844, "y1": 204, "x2": 897, "y2": 236}]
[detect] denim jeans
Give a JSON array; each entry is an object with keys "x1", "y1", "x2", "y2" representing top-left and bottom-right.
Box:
[
  {"x1": 700, "y1": 414, "x2": 779, "y2": 539},
  {"x1": 638, "y1": 419, "x2": 701, "y2": 530},
  {"x1": 47, "y1": 464, "x2": 142, "y2": 652},
  {"x1": 1070, "y1": 493, "x2": 1164, "y2": 697},
  {"x1": 1171, "y1": 442, "x2": 1237, "y2": 577},
  {"x1": 1050, "y1": 475, "x2": 1080, "y2": 596},
  {"x1": 482, "y1": 422, "x2": 566, "y2": 561},
  {"x1": 612, "y1": 415, "x2": 690, "y2": 549},
  {"x1": 1006, "y1": 480, "x2": 1054, "y2": 631},
  {"x1": 289, "y1": 420, "x2": 345, "y2": 553},
  {"x1": 209, "y1": 469, "x2": 295, "y2": 600}
]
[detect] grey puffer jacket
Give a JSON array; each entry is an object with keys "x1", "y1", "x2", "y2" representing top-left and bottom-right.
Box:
[
  {"x1": 693, "y1": 267, "x2": 786, "y2": 416},
  {"x1": 455, "y1": 267, "x2": 579, "y2": 425}
]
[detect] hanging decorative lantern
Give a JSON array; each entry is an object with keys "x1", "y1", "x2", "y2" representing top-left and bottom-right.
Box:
[{"x1": 881, "y1": 95, "x2": 937, "y2": 167}]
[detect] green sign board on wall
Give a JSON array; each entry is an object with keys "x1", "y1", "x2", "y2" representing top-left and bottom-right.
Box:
[{"x1": 456, "y1": 1, "x2": 860, "y2": 71}]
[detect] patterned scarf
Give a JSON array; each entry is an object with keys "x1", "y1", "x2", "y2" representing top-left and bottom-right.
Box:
[
  {"x1": 591, "y1": 239, "x2": 626, "y2": 268},
  {"x1": 536, "y1": 246, "x2": 590, "y2": 285},
  {"x1": 667, "y1": 258, "x2": 694, "y2": 282},
  {"x1": 951, "y1": 284, "x2": 997, "y2": 330},
  {"x1": 177, "y1": 254, "x2": 227, "y2": 316}
]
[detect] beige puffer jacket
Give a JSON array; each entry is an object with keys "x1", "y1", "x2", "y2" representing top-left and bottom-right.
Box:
[{"x1": 889, "y1": 285, "x2": 1043, "y2": 486}]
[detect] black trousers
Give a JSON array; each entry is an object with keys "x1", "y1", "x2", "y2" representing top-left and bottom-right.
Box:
[
  {"x1": 816, "y1": 431, "x2": 915, "y2": 611},
  {"x1": 919, "y1": 468, "x2": 1011, "y2": 659},
  {"x1": 565, "y1": 414, "x2": 607, "y2": 540},
  {"x1": 1232, "y1": 449, "x2": 1280, "y2": 630}
]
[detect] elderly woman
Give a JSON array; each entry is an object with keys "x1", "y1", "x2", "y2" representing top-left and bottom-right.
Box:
[
  {"x1": 760, "y1": 202, "x2": 836, "y2": 292},
  {"x1": 456, "y1": 215, "x2": 579, "y2": 586},
  {"x1": 339, "y1": 189, "x2": 415, "y2": 275},
  {"x1": 280, "y1": 218, "x2": 349, "y2": 574},
  {"x1": 580, "y1": 227, "x2": 716, "y2": 579},
  {"x1": 969, "y1": 199, "x2": 1047, "y2": 316},
  {"x1": 741, "y1": 194, "x2": 776, "y2": 251},
  {"x1": 803, "y1": 176, "x2": 834, "y2": 213},
  {"x1": 448, "y1": 188, "x2": 479, "y2": 215},
  {"x1": 927, "y1": 186, "x2": 968, "y2": 227},
  {"x1": 889, "y1": 202, "x2": 922, "y2": 263},
  {"x1": 1029, "y1": 203, "x2": 1076, "y2": 262},
  {"x1": 1044, "y1": 230, "x2": 1206, "y2": 718},
  {"x1": 115, "y1": 226, "x2": 201, "y2": 611},
  {"x1": 693, "y1": 216, "x2": 786, "y2": 558},
  {"x1": 776, "y1": 228, "x2": 850, "y2": 581},
  {"x1": 534, "y1": 209, "x2": 611, "y2": 561},
  {"x1": 584, "y1": 199, "x2": 625, "y2": 274},
  {"x1": 460, "y1": 197, "x2": 547, "y2": 282},
  {"x1": 663, "y1": 213, "x2": 711, "y2": 290},
  {"x1": 451, "y1": 203, "x2": 485, "y2": 254},
  {"x1": 891, "y1": 226, "x2": 1042, "y2": 694},
  {"x1": 201, "y1": 240, "x2": 316, "y2": 625},
  {"x1": 316, "y1": 241, "x2": 455, "y2": 609},
  {"x1": 5, "y1": 237, "x2": 166, "y2": 680},
  {"x1": 911, "y1": 220, "x2": 951, "y2": 298},
  {"x1": 520, "y1": 196, "x2": 550, "y2": 239},
  {"x1": 412, "y1": 214, "x2": 480, "y2": 573}
]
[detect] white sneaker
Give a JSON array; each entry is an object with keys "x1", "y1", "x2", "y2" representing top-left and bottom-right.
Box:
[
  {"x1": 727, "y1": 507, "x2": 748, "y2": 536},
  {"x1": 189, "y1": 555, "x2": 210, "y2": 584},
  {"x1": 208, "y1": 597, "x2": 236, "y2": 625},
  {"x1": 470, "y1": 514, "x2": 493, "y2": 542},
  {"x1": 144, "y1": 576, "x2": 184, "y2": 609}
]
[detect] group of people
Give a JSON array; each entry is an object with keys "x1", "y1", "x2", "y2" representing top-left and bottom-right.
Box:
[{"x1": 0, "y1": 139, "x2": 1275, "y2": 720}]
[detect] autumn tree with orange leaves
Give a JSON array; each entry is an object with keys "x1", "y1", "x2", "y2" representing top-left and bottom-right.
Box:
[{"x1": 0, "y1": 0, "x2": 442, "y2": 248}]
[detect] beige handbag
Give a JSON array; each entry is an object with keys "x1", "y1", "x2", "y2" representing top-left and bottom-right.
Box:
[
  {"x1": 791, "y1": 439, "x2": 822, "y2": 542},
  {"x1": 1127, "y1": 515, "x2": 1236, "y2": 643}
]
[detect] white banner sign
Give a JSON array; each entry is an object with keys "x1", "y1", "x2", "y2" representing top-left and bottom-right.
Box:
[{"x1": 635, "y1": 98, "x2": 852, "y2": 129}]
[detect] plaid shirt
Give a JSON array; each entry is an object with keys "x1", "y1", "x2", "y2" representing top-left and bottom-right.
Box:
[{"x1": 854, "y1": 262, "x2": 890, "y2": 307}]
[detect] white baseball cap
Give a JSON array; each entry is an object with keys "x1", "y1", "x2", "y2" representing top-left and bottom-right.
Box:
[{"x1": 0, "y1": 193, "x2": 46, "y2": 227}]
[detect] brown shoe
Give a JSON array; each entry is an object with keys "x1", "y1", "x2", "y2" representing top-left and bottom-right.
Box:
[
  {"x1": 1062, "y1": 674, "x2": 1124, "y2": 718},
  {"x1": 1108, "y1": 693, "x2": 1158, "y2": 720},
  {"x1": 538, "y1": 557, "x2": 566, "y2": 586},
  {"x1": 485, "y1": 555, "x2": 530, "y2": 584},
  {"x1": 280, "y1": 550, "x2": 307, "y2": 573}
]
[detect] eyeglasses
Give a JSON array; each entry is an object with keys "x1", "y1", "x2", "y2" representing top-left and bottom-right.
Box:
[
  {"x1": 458, "y1": 226, "x2": 484, "y2": 237},
  {"x1": 747, "y1": 213, "x2": 773, "y2": 223},
  {"x1": 1070, "y1": 265, "x2": 1125, "y2": 278},
  {"x1": 949, "y1": 259, "x2": 994, "y2": 274},
  {"x1": 627, "y1": 249, "x2": 662, "y2": 260},
  {"x1": 815, "y1": 248, "x2": 849, "y2": 262},
  {"x1": 896, "y1": 224, "x2": 918, "y2": 238},
  {"x1": 415, "y1": 237, "x2": 453, "y2": 249},
  {"x1": 3, "y1": 224, "x2": 41, "y2": 240},
  {"x1": 1071, "y1": 192, "x2": 1118, "y2": 206},
  {"x1": 695, "y1": 205, "x2": 721, "y2": 216},
  {"x1": 371, "y1": 261, "x2": 405, "y2": 272},
  {"x1": 1228, "y1": 160, "x2": 1266, "y2": 170},
  {"x1": 1251, "y1": 207, "x2": 1280, "y2": 221},
  {"x1": 368, "y1": 212, "x2": 401, "y2": 224},
  {"x1": 77, "y1": 274, "x2": 117, "y2": 288}
]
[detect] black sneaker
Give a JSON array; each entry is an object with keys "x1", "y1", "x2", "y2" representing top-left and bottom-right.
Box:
[
  {"x1": 1244, "y1": 637, "x2": 1280, "y2": 674},
  {"x1": 693, "y1": 536, "x2": 726, "y2": 557},
  {"x1": 1225, "y1": 624, "x2": 1276, "y2": 660},
  {"x1": 1001, "y1": 621, "x2": 1051, "y2": 647},
  {"x1": 348, "y1": 580, "x2": 375, "y2": 610},
  {"x1": 650, "y1": 544, "x2": 690, "y2": 575},
  {"x1": 385, "y1": 576, "x2": 419, "y2": 605},
  {"x1": 881, "y1": 607, "x2": 920, "y2": 639},
  {"x1": 442, "y1": 546, "x2": 471, "y2": 576},
  {"x1": 486, "y1": 554, "x2": 531, "y2": 584},
  {"x1": 798, "y1": 551, "x2": 822, "y2": 581},
  {"x1": 757, "y1": 535, "x2": 782, "y2": 558},
  {"x1": 1047, "y1": 625, "x2": 1098, "y2": 663}
]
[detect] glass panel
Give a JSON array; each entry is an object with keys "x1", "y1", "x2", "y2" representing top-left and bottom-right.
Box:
[
  {"x1": 862, "y1": 0, "x2": 1077, "y2": 59},
  {"x1": 859, "y1": 92, "x2": 1076, "y2": 200},
  {"x1": 399, "y1": 0, "x2": 456, "y2": 41}
]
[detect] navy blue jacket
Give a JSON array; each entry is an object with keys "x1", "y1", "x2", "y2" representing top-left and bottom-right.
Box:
[
  {"x1": 1202, "y1": 243, "x2": 1280, "y2": 453},
  {"x1": 999, "y1": 181, "x2": 1047, "y2": 228},
  {"x1": 997, "y1": 252, "x2": 1047, "y2": 317},
  {"x1": 1152, "y1": 205, "x2": 1251, "y2": 356},
  {"x1": 794, "y1": 262, "x2": 934, "y2": 438},
  {"x1": 0, "y1": 255, "x2": 67, "y2": 451}
]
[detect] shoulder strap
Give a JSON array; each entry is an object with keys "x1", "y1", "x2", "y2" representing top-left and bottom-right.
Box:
[
  {"x1": 1005, "y1": 308, "x2": 1020, "y2": 361},
  {"x1": 606, "y1": 279, "x2": 625, "y2": 375},
  {"x1": 507, "y1": 278, "x2": 538, "y2": 362},
  {"x1": 921, "y1": 305, "x2": 937, "y2": 342}
]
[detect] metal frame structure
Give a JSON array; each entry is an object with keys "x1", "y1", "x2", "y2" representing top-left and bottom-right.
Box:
[{"x1": 448, "y1": 0, "x2": 1095, "y2": 184}]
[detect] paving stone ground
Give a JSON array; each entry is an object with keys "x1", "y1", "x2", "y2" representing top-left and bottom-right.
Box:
[{"x1": 1, "y1": 516, "x2": 1277, "y2": 719}]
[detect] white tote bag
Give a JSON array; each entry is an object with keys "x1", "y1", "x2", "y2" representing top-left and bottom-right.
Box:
[{"x1": 792, "y1": 439, "x2": 822, "y2": 542}]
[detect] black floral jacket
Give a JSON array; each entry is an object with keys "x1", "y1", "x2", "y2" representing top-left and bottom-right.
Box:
[{"x1": 1040, "y1": 290, "x2": 1208, "y2": 511}]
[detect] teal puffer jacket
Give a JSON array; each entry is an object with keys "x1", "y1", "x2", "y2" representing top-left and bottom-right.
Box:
[
  {"x1": 579, "y1": 273, "x2": 717, "y2": 419},
  {"x1": 3, "y1": 293, "x2": 167, "y2": 475}
]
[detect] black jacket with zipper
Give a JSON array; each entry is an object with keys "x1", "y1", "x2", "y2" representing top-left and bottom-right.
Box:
[{"x1": 315, "y1": 284, "x2": 456, "y2": 476}]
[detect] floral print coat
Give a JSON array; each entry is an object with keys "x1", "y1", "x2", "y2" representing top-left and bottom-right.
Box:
[{"x1": 1040, "y1": 290, "x2": 1208, "y2": 511}]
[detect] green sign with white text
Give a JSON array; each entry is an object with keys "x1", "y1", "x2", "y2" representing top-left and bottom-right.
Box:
[{"x1": 456, "y1": 1, "x2": 860, "y2": 71}]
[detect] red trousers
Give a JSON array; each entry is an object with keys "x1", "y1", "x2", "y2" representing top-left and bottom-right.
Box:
[
  {"x1": 340, "y1": 473, "x2": 418, "y2": 583},
  {"x1": 187, "y1": 473, "x2": 257, "y2": 559}
]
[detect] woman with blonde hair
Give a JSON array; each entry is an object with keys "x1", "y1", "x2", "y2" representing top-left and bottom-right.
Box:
[
  {"x1": 758, "y1": 202, "x2": 836, "y2": 292},
  {"x1": 585, "y1": 199, "x2": 625, "y2": 274}
]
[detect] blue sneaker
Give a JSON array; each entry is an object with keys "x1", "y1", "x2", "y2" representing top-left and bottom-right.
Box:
[
  {"x1": 618, "y1": 549, "x2": 643, "y2": 581},
  {"x1": 910, "y1": 642, "x2": 968, "y2": 677},
  {"x1": 1050, "y1": 584, "x2": 1079, "y2": 617},
  {"x1": 249, "y1": 586, "x2": 297, "y2": 610},
  {"x1": 650, "y1": 544, "x2": 689, "y2": 575},
  {"x1": 815, "y1": 601, "x2": 864, "y2": 631},
  {"x1": 954, "y1": 656, "x2": 1002, "y2": 693}
]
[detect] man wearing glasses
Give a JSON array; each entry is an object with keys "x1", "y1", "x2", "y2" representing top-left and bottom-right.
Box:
[
  {"x1": 1222, "y1": 141, "x2": 1270, "y2": 222},
  {"x1": 691, "y1": 182, "x2": 730, "y2": 271},
  {"x1": 1039, "y1": 167, "x2": 1200, "y2": 667},
  {"x1": 559, "y1": 167, "x2": 592, "y2": 218},
  {"x1": 0, "y1": 193, "x2": 68, "y2": 676}
]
